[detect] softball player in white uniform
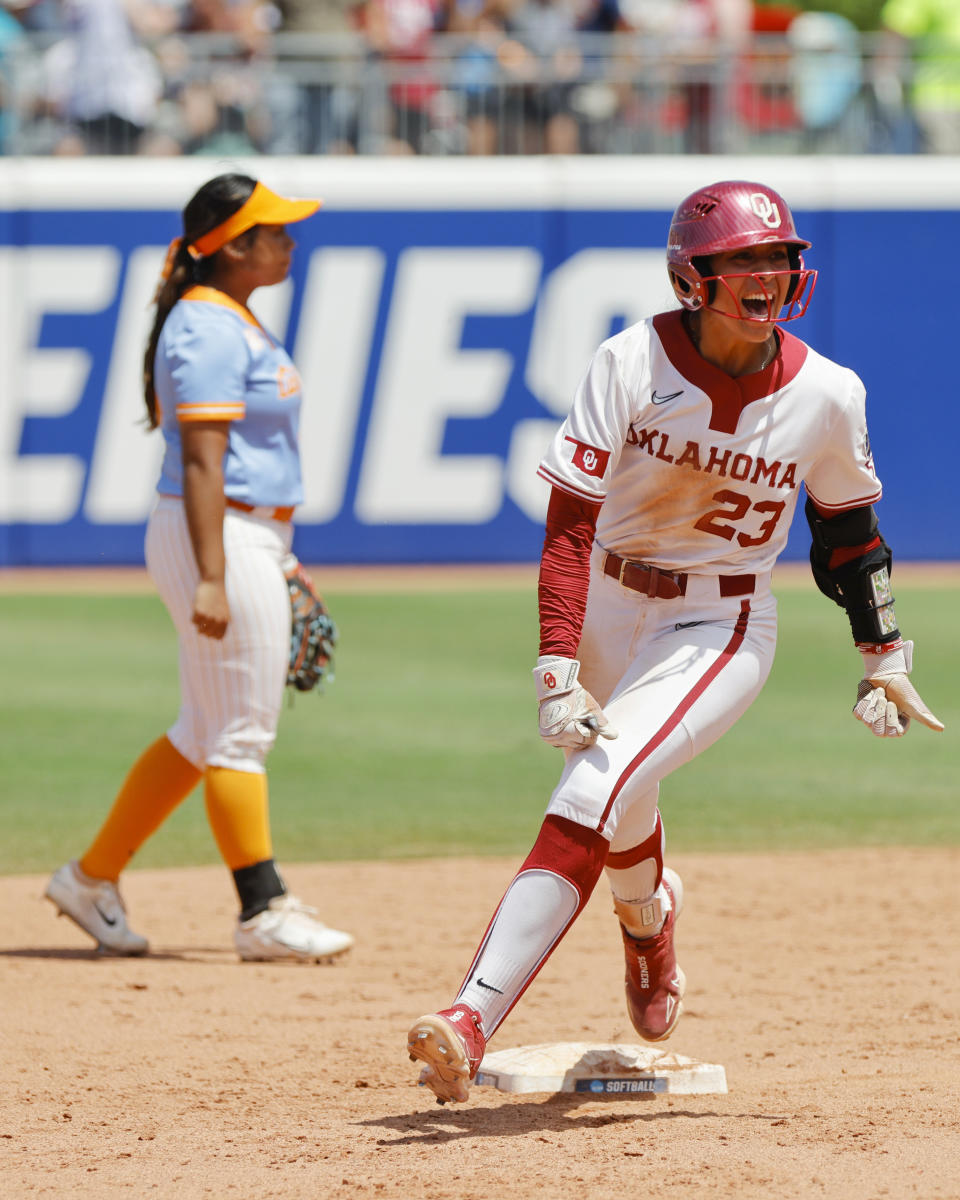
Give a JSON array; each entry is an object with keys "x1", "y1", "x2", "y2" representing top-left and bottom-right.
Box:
[
  {"x1": 407, "y1": 180, "x2": 943, "y2": 1103},
  {"x1": 46, "y1": 175, "x2": 353, "y2": 963}
]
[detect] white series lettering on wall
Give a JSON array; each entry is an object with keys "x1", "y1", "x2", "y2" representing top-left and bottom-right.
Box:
[
  {"x1": 355, "y1": 247, "x2": 542, "y2": 524},
  {"x1": 295, "y1": 247, "x2": 386, "y2": 523},
  {"x1": 0, "y1": 247, "x2": 119, "y2": 522},
  {"x1": 85, "y1": 246, "x2": 166, "y2": 522}
]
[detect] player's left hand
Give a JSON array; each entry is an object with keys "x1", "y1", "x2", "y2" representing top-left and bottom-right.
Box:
[{"x1": 853, "y1": 640, "x2": 944, "y2": 738}]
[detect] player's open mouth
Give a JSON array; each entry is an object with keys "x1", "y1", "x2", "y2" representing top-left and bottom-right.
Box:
[{"x1": 741, "y1": 293, "x2": 772, "y2": 318}]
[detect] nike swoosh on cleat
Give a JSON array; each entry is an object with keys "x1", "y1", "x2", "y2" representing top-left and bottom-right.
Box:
[
  {"x1": 476, "y1": 977, "x2": 504, "y2": 994},
  {"x1": 94, "y1": 904, "x2": 117, "y2": 927}
]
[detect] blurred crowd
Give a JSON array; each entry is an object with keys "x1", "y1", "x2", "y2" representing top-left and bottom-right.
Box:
[{"x1": 0, "y1": 0, "x2": 956, "y2": 156}]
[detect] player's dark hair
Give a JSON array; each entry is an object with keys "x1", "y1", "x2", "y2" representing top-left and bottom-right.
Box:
[
  {"x1": 691, "y1": 256, "x2": 716, "y2": 304},
  {"x1": 143, "y1": 173, "x2": 257, "y2": 429}
]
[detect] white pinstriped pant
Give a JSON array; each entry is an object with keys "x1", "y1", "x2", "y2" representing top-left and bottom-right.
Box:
[
  {"x1": 545, "y1": 543, "x2": 779, "y2": 851},
  {"x1": 144, "y1": 496, "x2": 293, "y2": 774}
]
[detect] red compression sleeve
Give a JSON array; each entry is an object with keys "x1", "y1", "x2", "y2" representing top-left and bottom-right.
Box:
[{"x1": 538, "y1": 487, "x2": 601, "y2": 658}]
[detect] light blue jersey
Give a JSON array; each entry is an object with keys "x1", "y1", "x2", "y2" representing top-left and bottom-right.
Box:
[{"x1": 155, "y1": 286, "x2": 304, "y2": 507}]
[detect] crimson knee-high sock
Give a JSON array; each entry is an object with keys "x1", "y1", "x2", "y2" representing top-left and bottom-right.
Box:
[
  {"x1": 606, "y1": 810, "x2": 664, "y2": 901},
  {"x1": 606, "y1": 811, "x2": 676, "y2": 937},
  {"x1": 454, "y1": 815, "x2": 608, "y2": 1036}
]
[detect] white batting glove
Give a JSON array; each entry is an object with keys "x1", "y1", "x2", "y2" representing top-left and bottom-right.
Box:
[
  {"x1": 853, "y1": 640, "x2": 944, "y2": 738},
  {"x1": 533, "y1": 656, "x2": 619, "y2": 750}
]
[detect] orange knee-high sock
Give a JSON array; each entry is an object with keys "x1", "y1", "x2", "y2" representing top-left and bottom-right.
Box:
[
  {"x1": 80, "y1": 736, "x2": 202, "y2": 882},
  {"x1": 204, "y1": 766, "x2": 273, "y2": 871}
]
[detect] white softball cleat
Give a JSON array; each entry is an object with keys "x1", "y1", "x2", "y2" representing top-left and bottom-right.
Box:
[
  {"x1": 234, "y1": 894, "x2": 354, "y2": 962},
  {"x1": 44, "y1": 860, "x2": 149, "y2": 956}
]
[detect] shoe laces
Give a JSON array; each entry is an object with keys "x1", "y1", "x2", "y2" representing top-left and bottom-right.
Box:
[{"x1": 269, "y1": 894, "x2": 321, "y2": 920}]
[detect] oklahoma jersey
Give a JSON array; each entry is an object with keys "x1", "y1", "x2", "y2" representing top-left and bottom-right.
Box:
[{"x1": 538, "y1": 309, "x2": 881, "y2": 575}]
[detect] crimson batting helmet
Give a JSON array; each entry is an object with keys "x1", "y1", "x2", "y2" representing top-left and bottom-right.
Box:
[{"x1": 667, "y1": 180, "x2": 817, "y2": 323}]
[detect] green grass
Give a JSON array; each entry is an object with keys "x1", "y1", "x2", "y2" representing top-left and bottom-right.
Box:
[{"x1": 0, "y1": 585, "x2": 956, "y2": 875}]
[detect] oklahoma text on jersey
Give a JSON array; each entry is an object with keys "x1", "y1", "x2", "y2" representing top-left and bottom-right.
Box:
[{"x1": 624, "y1": 424, "x2": 799, "y2": 492}]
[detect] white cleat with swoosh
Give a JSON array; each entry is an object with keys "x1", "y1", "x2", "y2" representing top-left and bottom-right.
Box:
[{"x1": 45, "y1": 860, "x2": 148, "y2": 955}]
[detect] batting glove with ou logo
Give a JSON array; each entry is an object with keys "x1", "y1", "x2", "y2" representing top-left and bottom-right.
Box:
[
  {"x1": 853, "y1": 640, "x2": 944, "y2": 738},
  {"x1": 532, "y1": 656, "x2": 619, "y2": 750}
]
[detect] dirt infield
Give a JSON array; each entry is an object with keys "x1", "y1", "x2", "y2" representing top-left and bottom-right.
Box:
[
  {"x1": 4, "y1": 848, "x2": 959, "y2": 1199},
  {"x1": 2, "y1": 561, "x2": 959, "y2": 594}
]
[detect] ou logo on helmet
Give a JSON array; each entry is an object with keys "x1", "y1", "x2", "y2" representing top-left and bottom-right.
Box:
[{"x1": 749, "y1": 192, "x2": 781, "y2": 229}]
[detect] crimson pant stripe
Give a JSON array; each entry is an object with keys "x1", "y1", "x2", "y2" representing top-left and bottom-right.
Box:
[{"x1": 597, "y1": 600, "x2": 751, "y2": 834}]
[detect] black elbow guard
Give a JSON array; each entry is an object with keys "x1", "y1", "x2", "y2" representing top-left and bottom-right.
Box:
[{"x1": 805, "y1": 498, "x2": 900, "y2": 645}]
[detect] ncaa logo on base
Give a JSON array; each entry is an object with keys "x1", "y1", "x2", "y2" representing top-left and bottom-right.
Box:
[{"x1": 750, "y1": 193, "x2": 781, "y2": 228}]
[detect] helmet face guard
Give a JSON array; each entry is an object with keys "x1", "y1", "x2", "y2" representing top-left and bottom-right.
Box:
[
  {"x1": 667, "y1": 181, "x2": 817, "y2": 324},
  {"x1": 671, "y1": 265, "x2": 818, "y2": 323}
]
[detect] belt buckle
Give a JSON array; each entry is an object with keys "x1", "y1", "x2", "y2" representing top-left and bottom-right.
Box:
[{"x1": 617, "y1": 556, "x2": 629, "y2": 586}]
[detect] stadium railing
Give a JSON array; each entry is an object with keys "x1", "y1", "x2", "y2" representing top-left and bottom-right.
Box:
[{"x1": 0, "y1": 31, "x2": 953, "y2": 157}]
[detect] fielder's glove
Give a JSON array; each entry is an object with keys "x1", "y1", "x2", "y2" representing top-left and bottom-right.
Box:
[
  {"x1": 853, "y1": 640, "x2": 943, "y2": 738},
  {"x1": 283, "y1": 554, "x2": 337, "y2": 693},
  {"x1": 533, "y1": 655, "x2": 619, "y2": 750}
]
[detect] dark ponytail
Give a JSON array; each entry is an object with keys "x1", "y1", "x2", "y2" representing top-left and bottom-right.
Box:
[{"x1": 143, "y1": 173, "x2": 257, "y2": 429}]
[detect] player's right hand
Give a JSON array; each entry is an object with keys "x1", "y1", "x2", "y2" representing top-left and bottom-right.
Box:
[
  {"x1": 853, "y1": 640, "x2": 944, "y2": 738},
  {"x1": 533, "y1": 656, "x2": 619, "y2": 750},
  {"x1": 192, "y1": 580, "x2": 230, "y2": 640}
]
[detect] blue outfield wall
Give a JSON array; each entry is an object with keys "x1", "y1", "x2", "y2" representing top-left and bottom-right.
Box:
[{"x1": 1, "y1": 157, "x2": 958, "y2": 566}]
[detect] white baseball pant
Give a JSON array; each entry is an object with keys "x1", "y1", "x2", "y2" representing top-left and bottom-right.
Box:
[
  {"x1": 144, "y1": 496, "x2": 292, "y2": 774},
  {"x1": 546, "y1": 543, "x2": 779, "y2": 851}
]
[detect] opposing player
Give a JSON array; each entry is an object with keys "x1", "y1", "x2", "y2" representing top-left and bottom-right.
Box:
[
  {"x1": 45, "y1": 174, "x2": 354, "y2": 963},
  {"x1": 406, "y1": 179, "x2": 943, "y2": 1103}
]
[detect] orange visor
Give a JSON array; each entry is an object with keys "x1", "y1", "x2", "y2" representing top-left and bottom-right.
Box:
[{"x1": 188, "y1": 182, "x2": 322, "y2": 258}]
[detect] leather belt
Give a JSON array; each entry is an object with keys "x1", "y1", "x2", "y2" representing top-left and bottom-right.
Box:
[
  {"x1": 226, "y1": 498, "x2": 295, "y2": 522},
  {"x1": 601, "y1": 550, "x2": 755, "y2": 599}
]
